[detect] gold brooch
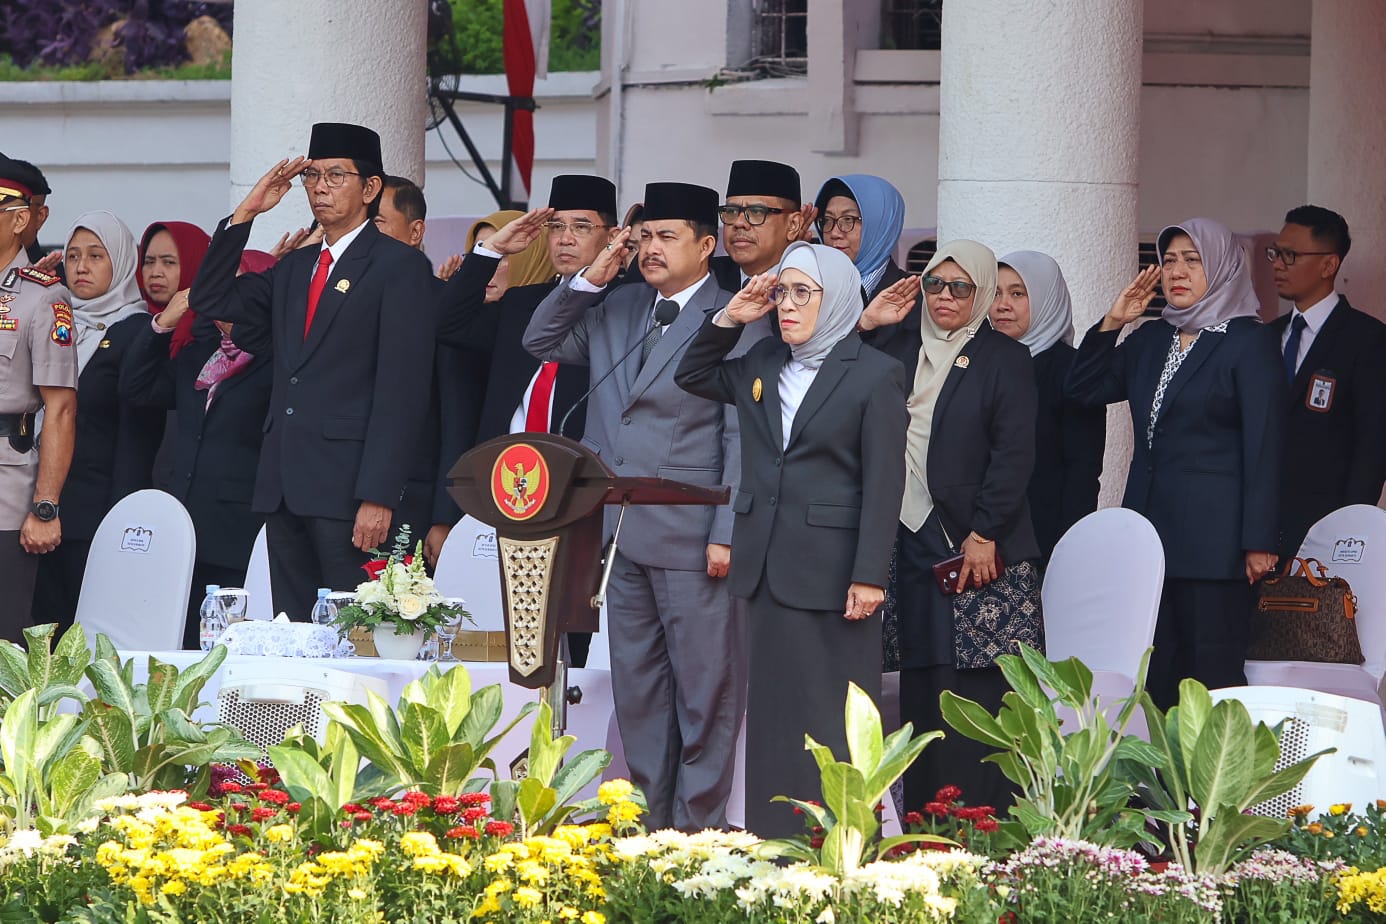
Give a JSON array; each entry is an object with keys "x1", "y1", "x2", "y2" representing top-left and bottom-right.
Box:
[
  {"x1": 954, "y1": 355, "x2": 970, "y2": 369},
  {"x1": 752, "y1": 377, "x2": 763, "y2": 402},
  {"x1": 335, "y1": 279, "x2": 351, "y2": 294},
  {"x1": 99, "y1": 339, "x2": 112, "y2": 349}
]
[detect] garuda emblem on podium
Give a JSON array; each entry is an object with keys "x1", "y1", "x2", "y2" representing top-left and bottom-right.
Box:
[{"x1": 491, "y1": 443, "x2": 550, "y2": 521}]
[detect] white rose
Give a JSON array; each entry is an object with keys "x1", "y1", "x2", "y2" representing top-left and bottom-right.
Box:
[{"x1": 397, "y1": 594, "x2": 426, "y2": 621}]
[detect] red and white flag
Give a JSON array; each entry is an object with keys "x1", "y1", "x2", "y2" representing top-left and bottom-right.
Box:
[{"x1": 503, "y1": 0, "x2": 550, "y2": 202}]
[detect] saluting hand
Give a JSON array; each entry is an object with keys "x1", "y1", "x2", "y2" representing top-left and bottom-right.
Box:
[
  {"x1": 1102, "y1": 264, "x2": 1161, "y2": 332},
  {"x1": 719, "y1": 273, "x2": 778, "y2": 327},
  {"x1": 843, "y1": 582, "x2": 883, "y2": 621},
  {"x1": 859, "y1": 275, "x2": 922, "y2": 332},
  {"x1": 155, "y1": 289, "x2": 192, "y2": 331},
  {"x1": 234, "y1": 157, "x2": 308, "y2": 225},
  {"x1": 32, "y1": 250, "x2": 62, "y2": 275},
  {"x1": 581, "y1": 225, "x2": 632, "y2": 289},
  {"x1": 269, "y1": 225, "x2": 320, "y2": 259},
  {"x1": 795, "y1": 203, "x2": 819, "y2": 242},
  {"x1": 483, "y1": 208, "x2": 554, "y2": 256},
  {"x1": 436, "y1": 254, "x2": 463, "y2": 281}
]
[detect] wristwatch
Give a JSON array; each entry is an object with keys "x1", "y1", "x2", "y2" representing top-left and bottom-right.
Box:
[{"x1": 31, "y1": 500, "x2": 58, "y2": 522}]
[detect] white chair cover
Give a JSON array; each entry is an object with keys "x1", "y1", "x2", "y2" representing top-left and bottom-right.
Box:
[
  {"x1": 1246, "y1": 505, "x2": 1386, "y2": 706},
  {"x1": 1209, "y1": 685, "x2": 1386, "y2": 818},
  {"x1": 243, "y1": 524, "x2": 274, "y2": 621},
  {"x1": 433, "y1": 516, "x2": 504, "y2": 631},
  {"x1": 74, "y1": 489, "x2": 195, "y2": 651}
]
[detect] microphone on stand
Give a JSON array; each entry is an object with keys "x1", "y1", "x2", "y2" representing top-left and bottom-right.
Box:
[{"x1": 556, "y1": 298, "x2": 680, "y2": 437}]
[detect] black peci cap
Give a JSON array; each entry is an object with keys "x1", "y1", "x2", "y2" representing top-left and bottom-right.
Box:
[
  {"x1": 547, "y1": 175, "x2": 617, "y2": 216},
  {"x1": 725, "y1": 159, "x2": 801, "y2": 207},
  {"x1": 308, "y1": 122, "x2": 383, "y2": 175},
  {"x1": 642, "y1": 182, "x2": 720, "y2": 228}
]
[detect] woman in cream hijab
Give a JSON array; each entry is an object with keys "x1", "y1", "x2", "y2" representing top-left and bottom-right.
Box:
[
  {"x1": 896, "y1": 240, "x2": 1042, "y2": 815},
  {"x1": 992, "y1": 251, "x2": 1104, "y2": 561},
  {"x1": 676, "y1": 241, "x2": 908, "y2": 838},
  {"x1": 463, "y1": 210, "x2": 557, "y2": 301},
  {"x1": 33, "y1": 211, "x2": 165, "y2": 631}
]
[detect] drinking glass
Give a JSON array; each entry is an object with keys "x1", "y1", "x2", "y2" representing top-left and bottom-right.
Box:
[
  {"x1": 437, "y1": 598, "x2": 466, "y2": 663},
  {"x1": 215, "y1": 587, "x2": 250, "y2": 624},
  {"x1": 418, "y1": 634, "x2": 439, "y2": 662}
]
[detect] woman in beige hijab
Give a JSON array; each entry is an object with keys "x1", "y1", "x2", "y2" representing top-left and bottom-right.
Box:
[{"x1": 896, "y1": 240, "x2": 1042, "y2": 815}]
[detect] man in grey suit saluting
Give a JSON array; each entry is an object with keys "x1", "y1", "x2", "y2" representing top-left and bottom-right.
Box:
[{"x1": 524, "y1": 182, "x2": 763, "y2": 831}]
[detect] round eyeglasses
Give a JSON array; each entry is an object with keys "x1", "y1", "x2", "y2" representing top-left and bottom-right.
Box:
[
  {"x1": 299, "y1": 169, "x2": 362, "y2": 189},
  {"x1": 769, "y1": 283, "x2": 824, "y2": 307}
]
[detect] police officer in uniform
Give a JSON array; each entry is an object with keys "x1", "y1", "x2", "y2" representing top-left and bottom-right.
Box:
[{"x1": 0, "y1": 158, "x2": 78, "y2": 641}]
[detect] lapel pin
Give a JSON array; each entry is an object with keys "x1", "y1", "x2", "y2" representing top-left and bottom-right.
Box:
[
  {"x1": 99, "y1": 339, "x2": 112, "y2": 349},
  {"x1": 335, "y1": 279, "x2": 351, "y2": 294},
  {"x1": 954, "y1": 355, "x2": 970, "y2": 369},
  {"x1": 752, "y1": 377, "x2": 763, "y2": 402}
]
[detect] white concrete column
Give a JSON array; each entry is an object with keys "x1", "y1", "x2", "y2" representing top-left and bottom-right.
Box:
[
  {"x1": 228, "y1": 0, "x2": 428, "y2": 248},
  {"x1": 1308, "y1": 0, "x2": 1386, "y2": 321},
  {"x1": 936, "y1": 0, "x2": 1143, "y2": 505}
]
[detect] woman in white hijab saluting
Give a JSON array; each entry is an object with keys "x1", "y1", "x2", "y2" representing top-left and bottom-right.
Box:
[
  {"x1": 992, "y1": 251, "x2": 1105, "y2": 562},
  {"x1": 676, "y1": 241, "x2": 909, "y2": 838},
  {"x1": 32, "y1": 211, "x2": 165, "y2": 632},
  {"x1": 1066, "y1": 217, "x2": 1286, "y2": 710},
  {"x1": 895, "y1": 239, "x2": 1043, "y2": 818}
]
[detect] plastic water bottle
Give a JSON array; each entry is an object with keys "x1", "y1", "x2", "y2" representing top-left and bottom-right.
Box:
[
  {"x1": 198, "y1": 585, "x2": 226, "y2": 651},
  {"x1": 310, "y1": 588, "x2": 338, "y2": 626}
]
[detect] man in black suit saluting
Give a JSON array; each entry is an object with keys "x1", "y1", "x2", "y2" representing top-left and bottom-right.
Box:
[
  {"x1": 191, "y1": 123, "x2": 436, "y2": 618},
  {"x1": 1269, "y1": 205, "x2": 1386, "y2": 557}
]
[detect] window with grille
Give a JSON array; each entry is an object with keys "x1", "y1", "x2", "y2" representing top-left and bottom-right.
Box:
[
  {"x1": 905, "y1": 238, "x2": 938, "y2": 274},
  {"x1": 1138, "y1": 240, "x2": 1167, "y2": 314},
  {"x1": 882, "y1": 0, "x2": 943, "y2": 50},
  {"x1": 751, "y1": 0, "x2": 809, "y2": 76}
]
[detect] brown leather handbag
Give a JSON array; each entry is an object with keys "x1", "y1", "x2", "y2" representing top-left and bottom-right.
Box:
[{"x1": 1248, "y1": 557, "x2": 1364, "y2": 664}]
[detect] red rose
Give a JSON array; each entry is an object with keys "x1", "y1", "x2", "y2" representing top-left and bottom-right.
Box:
[
  {"x1": 484, "y1": 821, "x2": 514, "y2": 837},
  {"x1": 362, "y1": 559, "x2": 389, "y2": 579}
]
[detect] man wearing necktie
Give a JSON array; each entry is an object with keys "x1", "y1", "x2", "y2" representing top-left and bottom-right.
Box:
[
  {"x1": 524, "y1": 182, "x2": 769, "y2": 831},
  {"x1": 1268, "y1": 205, "x2": 1386, "y2": 557},
  {"x1": 190, "y1": 122, "x2": 436, "y2": 619}
]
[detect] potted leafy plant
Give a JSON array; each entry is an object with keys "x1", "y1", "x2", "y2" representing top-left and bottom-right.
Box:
[{"x1": 334, "y1": 529, "x2": 469, "y2": 660}]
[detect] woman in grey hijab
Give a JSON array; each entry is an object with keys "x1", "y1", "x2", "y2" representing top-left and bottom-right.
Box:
[
  {"x1": 993, "y1": 250, "x2": 1105, "y2": 561},
  {"x1": 676, "y1": 241, "x2": 909, "y2": 838},
  {"x1": 1067, "y1": 217, "x2": 1286, "y2": 708}
]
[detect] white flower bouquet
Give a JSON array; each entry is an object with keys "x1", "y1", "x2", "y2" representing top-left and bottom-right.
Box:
[{"x1": 335, "y1": 534, "x2": 469, "y2": 638}]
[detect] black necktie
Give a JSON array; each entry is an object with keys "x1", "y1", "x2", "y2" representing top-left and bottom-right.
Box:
[{"x1": 1284, "y1": 313, "x2": 1307, "y2": 383}]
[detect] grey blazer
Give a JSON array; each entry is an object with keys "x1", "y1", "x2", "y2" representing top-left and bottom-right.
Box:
[{"x1": 523, "y1": 274, "x2": 763, "y2": 572}]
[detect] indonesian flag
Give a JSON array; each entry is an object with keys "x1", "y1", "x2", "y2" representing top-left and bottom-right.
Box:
[{"x1": 503, "y1": 0, "x2": 550, "y2": 201}]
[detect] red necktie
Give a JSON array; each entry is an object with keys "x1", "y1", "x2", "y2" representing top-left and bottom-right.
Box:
[
  {"x1": 525, "y1": 362, "x2": 559, "y2": 432},
  {"x1": 304, "y1": 249, "x2": 333, "y2": 338}
]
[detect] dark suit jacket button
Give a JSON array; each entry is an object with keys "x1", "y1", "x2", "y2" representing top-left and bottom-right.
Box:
[
  {"x1": 290, "y1": 376, "x2": 299, "y2": 385},
  {"x1": 286, "y1": 407, "x2": 294, "y2": 416},
  {"x1": 774, "y1": 457, "x2": 782, "y2": 467},
  {"x1": 614, "y1": 457, "x2": 623, "y2": 466},
  {"x1": 768, "y1": 496, "x2": 777, "y2": 506},
  {"x1": 622, "y1": 416, "x2": 631, "y2": 425}
]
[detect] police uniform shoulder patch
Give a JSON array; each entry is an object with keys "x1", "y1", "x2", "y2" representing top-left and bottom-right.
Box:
[
  {"x1": 17, "y1": 267, "x2": 60, "y2": 287},
  {"x1": 50, "y1": 302, "x2": 73, "y2": 346}
]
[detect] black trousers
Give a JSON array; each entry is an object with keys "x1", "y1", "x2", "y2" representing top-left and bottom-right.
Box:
[
  {"x1": 183, "y1": 560, "x2": 250, "y2": 649},
  {"x1": 1148, "y1": 577, "x2": 1252, "y2": 709},
  {"x1": 0, "y1": 533, "x2": 38, "y2": 644},
  {"x1": 265, "y1": 506, "x2": 370, "y2": 621},
  {"x1": 900, "y1": 664, "x2": 1015, "y2": 815},
  {"x1": 32, "y1": 538, "x2": 90, "y2": 636}
]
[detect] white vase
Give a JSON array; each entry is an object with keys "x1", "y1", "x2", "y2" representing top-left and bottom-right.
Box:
[{"x1": 372, "y1": 625, "x2": 427, "y2": 660}]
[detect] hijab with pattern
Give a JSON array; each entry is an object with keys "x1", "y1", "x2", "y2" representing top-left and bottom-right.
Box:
[
  {"x1": 901, "y1": 239, "x2": 1000, "y2": 531},
  {"x1": 775, "y1": 241, "x2": 864, "y2": 369},
  {"x1": 66, "y1": 210, "x2": 147, "y2": 374},
  {"x1": 813, "y1": 175, "x2": 905, "y2": 297},
  {"x1": 1157, "y1": 217, "x2": 1261, "y2": 333},
  {"x1": 194, "y1": 248, "x2": 279, "y2": 405},
  {"x1": 137, "y1": 221, "x2": 211, "y2": 358},
  {"x1": 999, "y1": 250, "x2": 1075, "y2": 357},
  {"x1": 465, "y1": 210, "x2": 557, "y2": 288}
]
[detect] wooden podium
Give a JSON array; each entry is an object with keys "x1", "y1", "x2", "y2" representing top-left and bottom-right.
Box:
[{"x1": 447, "y1": 433, "x2": 730, "y2": 690}]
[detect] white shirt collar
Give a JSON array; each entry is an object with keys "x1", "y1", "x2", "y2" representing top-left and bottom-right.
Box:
[
  {"x1": 652, "y1": 272, "x2": 711, "y2": 316},
  {"x1": 320, "y1": 219, "x2": 370, "y2": 264},
  {"x1": 1294, "y1": 290, "x2": 1339, "y2": 334}
]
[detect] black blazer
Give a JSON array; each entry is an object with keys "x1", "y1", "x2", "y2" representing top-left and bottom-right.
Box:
[
  {"x1": 924, "y1": 321, "x2": 1040, "y2": 564},
  {"x1": 190, "y1": 218, "x2": 437, "y2": 521},
  {"x1": 436, "y1": 255, "x2": 587, "y2": 443},
  {"x1": 1029, "y1": 342, "x2": 1105, "y2": 560},
  {"x1": 1271, "y1": 297, "x2": 1386, "y2": 556},
  {"x1": 1067, "y1": 317, "x2": 1286, "y2": 580},
  {"x1": 120, "y1": 321, "x2": 272, "y2": 568},
  {"x1": 676, "y1": 318, "x2": 908, "y2": 611},
  {"x1": 859, "y1": 259, "x2": 922, "y2": 378},
  {"x1": 63, "y1": 314, "x2": 166, "y2": 541}
]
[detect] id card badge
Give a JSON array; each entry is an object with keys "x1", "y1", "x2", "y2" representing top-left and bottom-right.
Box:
[{"x1": 1307, "y1": 372, "x2": 1337, "y2": 413}]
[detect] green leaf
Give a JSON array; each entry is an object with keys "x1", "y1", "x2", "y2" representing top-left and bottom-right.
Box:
[
  {"x1": 268, "y1": 746, "x2": 336, "y2": 807},
  {"x1": 457, "y1": 685, "x2": 503, "y2": 749},
  {"x1": 1176, "y1": 679, "x2": 1212, "y2": 781},
  {"x1": 399, "y1": 702, "x2": 449, "y2": 777},
  {"x1": 0, "y1": 689, "x2": 37, "y2": 819},
  {"x1": 168, "y1": 645, "x2": 227, "y2": 713},
  {"x1": 85, "y1": 659, "x2": 138, "y2": 717},
  {"x1": 47, "y1": 742, "x2": 103, "y2": 818},
  {"x1": 423, "y1": 742, "x2": 477, "y2": 796},
  {"x1": 1251, "y1": 721, "x2": 1280, "y2": 778},
  {"x1": 433, "y1": 666, "x2": 474, "y2": 738},
  {"x1": 144, "y1": 660, "x2": 180, "y2": 716},
  {"x1": 1188, "y1": 701, "x2": 1254, "y2": 818},
  {"x1": 1015, "y1": 645, "x2": 1072, "y2": 704},
  {"x1": 35, "y1": 684, "x2": 89, "y2": 711},
  {"x1": 1049, "y1": 656, "x2": 1094, "y2": 708},
  {"x1": 516, "y1": 776, "x2": 556, "y2": 827},
  {"x1": 31, "y1": 713, "x2": 81, "y2": 770},
  {"x1": 475, "y1": 700, "x2": 539, "y2": 769},
  {"x1": 328, "y1": 731, "x2": 361, "y2": 810},
  {"x1": 49, "y1": 624, "x2": 91, "y2": 685},
  {"x1": 938, "y1": 691, "x2": 1009, "y2": 748},
  {"x1": 1193, "y1": 810, "x2": 1289, "y2": 875},
  {"x1": 1240, "y1": 750, "x2": 1334, "y2": 810},
  {"x1": 549, "y1": 749, "x2": 611, "y2": 809},
  {"x1": 82, "y1": 703, "x2": 136, "y2": 772},
  {"x1": 865, "y1": 725, "x2": 941, "y2": 803},
  {"x1": 997, "y1": 650, "x2": 1049, "y2": 710},
  {"x1": 0, "y1": 641, "x2": 31, "y2": 698},
  {"x1": 321, "y1": 702, "x2": 412, "y2": 786},
  {"x1": 843, "y1": 682, "x2": 883, "y2": 777},
  {"x1": 490, "y1": 778, "x2": 519, "y2": 823},
  {"x1": 817, "y1": 762, "x2": 869, "y2": 831}
]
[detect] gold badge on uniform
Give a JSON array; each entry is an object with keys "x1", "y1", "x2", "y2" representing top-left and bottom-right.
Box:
[
  {"x1": 99, "y1": 339, "x2": 112, "y2": 349},
  {"x1": 752, "y1": 377, "x2": 762, "y2": 402},
  {"x1": 0, "y1": 319, "x2": 16, "y2": 332},
  {"x1": 954, "y1": 355, "x2": 970, "y2": 369},
  {"x1": 335, "y1": 279, "x2": 351, "y2": 294}
]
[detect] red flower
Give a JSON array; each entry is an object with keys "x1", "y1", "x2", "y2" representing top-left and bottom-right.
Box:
[
  {"x1": 258, "y1": 789, "x2": 290, "y2": 805},
  {"x1": 362, "y1": 559, "x2": 389, "y2": 579},
  {"x1": 286, "y1": 803, "x2": 302, "y2": 814},
  {"x1": 975, "y1": 817, "x2": 1000, "y2": 833},
  {"x1": 904, "y1": 811, "x2": 924, "y2": 826},
  {"x1": 340, "y1": 820, "x2": 353, "y2": 829},
  {"x1": 432, "y1": 796, "x2": 460, "y2": 815},
  {"x1": 458, "y1": 793, "x2": 491, "y2": 807},
  {"x1": 227, "y1": 824, "x2": 253, "y2": 837},
  {"x1": 188, "y1": 802, "x2": 215, "y2": 812},
  {"x1": 220, "y1": 782, "x2": 243, "y2": 794},
  {"x1": 369, "y1": 798, "x2": 396, "y2": 812},
  {"x1": 484, "y1": 821, "x2": 514, "y2": 837},
  {"x1": 391, "y1": 801, "x2": 419, "y2": 817},
  {"x1": 353, "y1": 811, "x2": 372, "y2": 822},
  {"x1": 341, "y1": 803, "x2": 363, "y2": 814},
  {"x1": 230, "y1": 803, "x2": 249, "y2": 813},
  {"x1": 809, "y1": 836, "x2": 824, "y2": 848},
  {"x1": 811, "y1": 825, "x2": 824, "y2": 834},
  {"x1": 250, "y1": 807, "x2": 276, "y2": 822},
  {"x1": 462, "y1": 807, "x2": 489, "y2": 824},
  {"x1": 402, "y1": 791, "x2": 431, "y2": 807},
  {"x1": 924, "y1": 802, "x2": 950, "y2": 818},
  {"x1": 446, "y1": 825, "x2": 480, "y2": 840},
  {"x1": 247, "y1": 782, "x2": 269, "y2": 792},
  {"x1": 934, "y1": 785, "x2": 963, "y2": 804}
]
